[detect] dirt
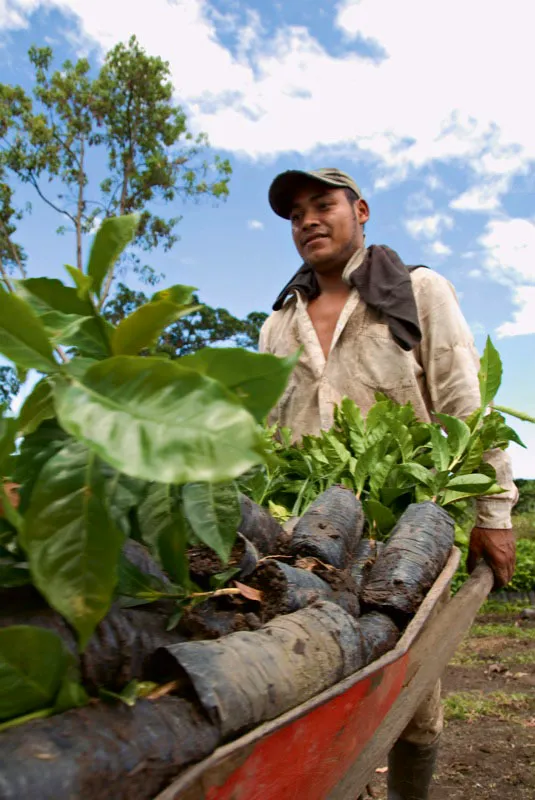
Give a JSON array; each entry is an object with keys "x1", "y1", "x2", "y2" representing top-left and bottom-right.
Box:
[{"x1": 363, "y1": 609, "x2": 535, "y2": 800}]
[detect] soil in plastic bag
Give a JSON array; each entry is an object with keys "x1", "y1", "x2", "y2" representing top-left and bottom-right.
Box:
[
  {"x1": 188, "y1": 533, "x2": 258, "y2": 589},
  {"x1": 0, "y1": 696, "x2": 219, "y2": 800},
  {"x1": 152, "y1": 600, "x2": 374, "y2": 738},
  {"x1": 361, "y1": 502, "x2": 454, "y2": 618},
  {"x1": 350, "y1": 539, "x2": 385, "y2": 597},
  {"x1": 238, "y1": 494, "x2": 285, "y2": 555},
  {"x1": 290, "y1": 486, "x2": 364, "y2": 569}
]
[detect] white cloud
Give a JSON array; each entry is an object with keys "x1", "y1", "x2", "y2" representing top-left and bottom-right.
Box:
[
  {"x1": 428, "y1": 240, "x2": 452, "y2": 257},
  {"x1": 468, "y1": 268, "x2": 482, "y2": 278},
  {"x1": 1, "y1": 0, "x2": 535, "y2": 208},
  {"x1": 405, "y1": 213, "x2": 453, "y2": 240},
  {"x1": 497, "y1": 287, "x2": 535, "y2": 338},
  {"x1": 247, "y1": 219, "x2": 264, "y2": 230},
  {"x1": 479, "y1": 218, "x2": 535, "y2": 286},
  {"x1": 477, "y1": 217, "x2": 535, "y2": 337}
]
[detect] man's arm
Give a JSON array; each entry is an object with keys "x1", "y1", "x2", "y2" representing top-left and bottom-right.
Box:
[{"x1": 415, "y1": 270, "x2": 517, "y2": 586}]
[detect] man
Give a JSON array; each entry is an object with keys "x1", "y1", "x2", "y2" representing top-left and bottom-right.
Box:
[{"x1": 259, "y1": 168, "x2": 517, "y2": 800}]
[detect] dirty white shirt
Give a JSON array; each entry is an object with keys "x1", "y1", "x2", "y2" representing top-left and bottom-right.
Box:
[{"x1": 259, "y1": 251, "x2": 517, "y2": 529}]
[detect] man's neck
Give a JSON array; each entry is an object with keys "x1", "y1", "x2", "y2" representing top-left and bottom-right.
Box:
[{"x1": 313, "y1": 244, "x2": 366, "y2": 294}]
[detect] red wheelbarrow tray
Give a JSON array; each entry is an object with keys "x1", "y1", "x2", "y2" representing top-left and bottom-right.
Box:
[{"x1": 156, "y1": 547, "x2": 494, "y2": 800}]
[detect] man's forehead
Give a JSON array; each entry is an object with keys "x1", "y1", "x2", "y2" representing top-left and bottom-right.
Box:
[{"x1": 290, "y1": 183, "x2": 342, "y2": 209}]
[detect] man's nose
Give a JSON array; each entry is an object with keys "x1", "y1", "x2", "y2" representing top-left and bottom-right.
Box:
[{"x1": 302, "y1": 213, "x2": 320, "y2": 230}]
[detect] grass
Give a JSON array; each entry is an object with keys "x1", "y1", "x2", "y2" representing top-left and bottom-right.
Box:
[
  {"x1": 444, "y1": 690, "x2": 535, "y2": 724},
  {"x1": 451, "y1": 648, "x2": 535, "y2": 667},
  {"x1": 480, "y1": 599, "x2": 531, "y2": 614},
  {"x1": 470, "y1": 623, "x2": 535, "y2": 640}
]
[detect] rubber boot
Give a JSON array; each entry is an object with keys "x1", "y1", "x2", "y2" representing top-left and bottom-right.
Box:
[{"x1": 387, "y1": 739, "x2": 439, "y2": 800}]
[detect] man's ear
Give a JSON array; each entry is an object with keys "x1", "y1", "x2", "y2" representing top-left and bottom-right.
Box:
[{"x1": 356, "y1": 198, "x2": 370, "y2": 225}]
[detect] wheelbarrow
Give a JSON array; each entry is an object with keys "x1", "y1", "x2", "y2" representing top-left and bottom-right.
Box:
[{"x1": 156, "y1": 549, "x2": 493, "y2": 800}]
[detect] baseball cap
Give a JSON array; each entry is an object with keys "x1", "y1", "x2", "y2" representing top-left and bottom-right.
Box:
[{"x1": 268, "y1": 167, "x2": 363, "y2": 219}]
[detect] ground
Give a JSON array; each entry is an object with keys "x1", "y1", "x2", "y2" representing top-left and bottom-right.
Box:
[{"x1": 368, "y1": 603, "x2": 535, "y2": 800}]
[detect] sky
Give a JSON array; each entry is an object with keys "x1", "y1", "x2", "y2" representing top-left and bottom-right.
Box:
[{"x1": 1, "y1": 0, "x2": 535, "y2": 477}]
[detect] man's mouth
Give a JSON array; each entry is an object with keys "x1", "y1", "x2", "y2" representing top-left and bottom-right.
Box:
[{"x1": 302, "y1": 233, "x2": 328, "y2": 247}]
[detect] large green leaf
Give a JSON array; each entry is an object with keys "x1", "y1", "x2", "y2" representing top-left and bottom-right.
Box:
[
  {"x1": 138, "y1": 483, "x2": 189, "y2": 586},
  {"x1": 178, "y1": 348, "x2": 298, "y2": 423},
  {"x1": 435, "y1": 413, "x2": 470, "y2": 464},
  {"x1": 479, "y1": 336, "x2": 502, "y2": 408},
  {"x1": 11, "y1": 420, "x2": 69, "y2": 516},
  {"x1": 16, "y1": 278, "x2": 94, "y2": 317},
  {"x1": 445, "y1": 473, "x2": 494, "y2": 493},
  {"x1": 17, "y1": 378, "x2": 56, "y2": 435},
  {"x1": 0, "y1": 626, "x2": 69, "y2": 720},
  {"x1": 23, "y1": 441, "x2": 123, "y2": 650},
  {"x1": 112, "y1": 292, "x2": 200, "y2": 355},
  {"x1": 0, "y1": 286, "x2": 57, "y2": 372},
  {"x1": 458, "y1": 438, "x2": 484, "y2": 476},
  {"x1": 64, "y1": 265, "x2": 93, "y2": 301},
  {"x1": 87, "y1": 215, "x2": 139, "y2": 299},
  {"x1": 364, "y1": 499, "x2": 397, "y2": 534},
  {"x1": 55, "y1": 357, "x2": 265, "y2": 484},
  {"x1": 182, "y1": 481, "x2": 241, "y2": 563},
  {"x1": 395, "y1": 461, "x2": 435, "y2": 487},
  {"x1": 0, "y1": 417, "x2": 16, "y2": 472},
  {"x1": 429, "y1": 426, "x2": 450, "y2": 471},
  {"x1": 15, "y1": 278, "x2": 110, "y2": 358}
]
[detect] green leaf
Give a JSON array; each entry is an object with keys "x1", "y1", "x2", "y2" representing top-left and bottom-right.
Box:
[
  {"x1": 479, "y1": 336, "x2": 502, "y2": 408},
  {"x1": 445, "y1": 473, "x2": 494, "y2": 493},
  {"x1": 16, "y1": 277, "x2": 94, "y2": 317},
  {"x1": 458, "y1": 438, "x2": 484, "y2": 475},
  {"x1": 99, "y1": 679, "x2": 153, "y2": 707},
  {"x1": 11, "y1": 420, "x2": 69, "y2": 516},
  {"x1": 369, "y1": 454, "x2": 396, "y2": 500},
  {"x1": 151, "y1": 285, "x2": 196, "y2": 305},
  {"x1": 23, "y1": 441, "x2": 123, "y2": 650},
  {"x1": 0, "y1": 556, "x2": 31, "y2": 588},
  {"x1": 17, "y1": 378, "x2": 56, "y2": 435},
  {"x1": 0, "y1": 286, "x2": 57, "y2": 372},
  {"x1": 182, "y1": 481, "x2": 241, "y2": 564},
  {"x1": 493, "y1": 404, "x2": 535, "y2": 424},
  {"x1": 0, "y1": 626, "x2": 69, "y2": 720},
  {"x1": 116, "y1": 551, "x2": 170, "y2": 606},
  {"x1": 396, "y1": 461, "x2": 435, "y2": 487},
  {"x1": 353, "y1": 442, "x2": 378, "y2": 497},
  {"x1": 0, "y1": 416, "x2": 16, "y2": 472},
  {"x1": 365, "y1": 499, "x2": 397, "y2": 533},
  {"x1": 87, "y1": 215, "x2": 139, "y2": 299},
  {"x1": 430, "y1": 426, "x2": 450, "y2": 471},
  {"x1": 435, "y1": 413, "x2": 470, "y2": 464},
  {"x1": 14, "y1": 278, "x2": 109, "y2": 359},
  {"x1": 112, "y1": 295, "x2": 201, "y2": 355},
  {"x1": 55, "y1": 356, "x2": 265, "y2": 485},
  {"x1": 387, "y1": 418, "x2": 413, "y2": 463},
  {"x1": 64, "y1": 265, "x2": 93, "y2": 301},
  {"x1": 178, "y1": 348, "x2": 298, "y2": 423},
  {"x1": 138, "y1": 483, "x2": 189, "y2": 586}
]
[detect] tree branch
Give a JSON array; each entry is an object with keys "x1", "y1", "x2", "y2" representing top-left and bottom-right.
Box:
[
  {"x1": 27, "y1": 173, "x2": 77, "y2": 225},
  {"x1": 0, "y1": 255, "x2": 15, "y2": 293},
  {"x1": 0, "y1": 220, "x2": 27, "y2": 279}
]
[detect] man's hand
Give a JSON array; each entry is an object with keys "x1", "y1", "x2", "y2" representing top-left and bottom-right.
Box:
[{"x1": 467, "y1": 527, "x2": 516, "y2": 588}]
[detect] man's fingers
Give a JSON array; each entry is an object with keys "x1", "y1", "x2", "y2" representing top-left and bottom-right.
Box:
[{"x1": 466, "y1": 540, "x2": 482, "y2": 574}]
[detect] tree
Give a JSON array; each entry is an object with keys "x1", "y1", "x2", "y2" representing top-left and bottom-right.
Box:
[
  {"x1": 0, "y1": 37, "x2": 231, "y2": 295},
  {"x1": 105, "y1": 283, "x2": 267, "y2": 356},
  {"x1": 0, "y1": 38, "x2": 266, "y2": 403}
]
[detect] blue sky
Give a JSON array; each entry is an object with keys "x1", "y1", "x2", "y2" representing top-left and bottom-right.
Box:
[{"x1": 1, "y1": 0, "x2": 534, "y2": 477}]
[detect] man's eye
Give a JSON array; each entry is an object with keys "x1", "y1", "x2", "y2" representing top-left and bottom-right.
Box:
[{"x1": 318, "y1": 202, "x2": 331, "y2": 211}]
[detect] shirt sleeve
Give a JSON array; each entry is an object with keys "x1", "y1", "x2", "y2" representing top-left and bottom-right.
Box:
[
  {"x1": 258, "y1": 316, "x2": 272, "y2": 354},
  {"x1": 414, "y1": 270, "x2": 518, "y2": 529}
]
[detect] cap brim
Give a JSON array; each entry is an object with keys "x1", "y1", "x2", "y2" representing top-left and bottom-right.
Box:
[{"x1": 268, "y1": 170, "x2": 341, "y2": 219}]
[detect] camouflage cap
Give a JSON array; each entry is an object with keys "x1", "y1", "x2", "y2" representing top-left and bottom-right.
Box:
[{"x1": 268, "y1": 167, "x2": 363, "y2": 219}]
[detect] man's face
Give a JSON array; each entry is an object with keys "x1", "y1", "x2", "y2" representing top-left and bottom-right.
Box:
[{"x1": 290, "y1": 183, "x2": 369, "y2": 273}]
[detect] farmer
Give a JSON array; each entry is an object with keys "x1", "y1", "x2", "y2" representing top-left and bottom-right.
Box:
[{"x1": 259, "y1": 168, "x2": 518, "y2": 800}]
